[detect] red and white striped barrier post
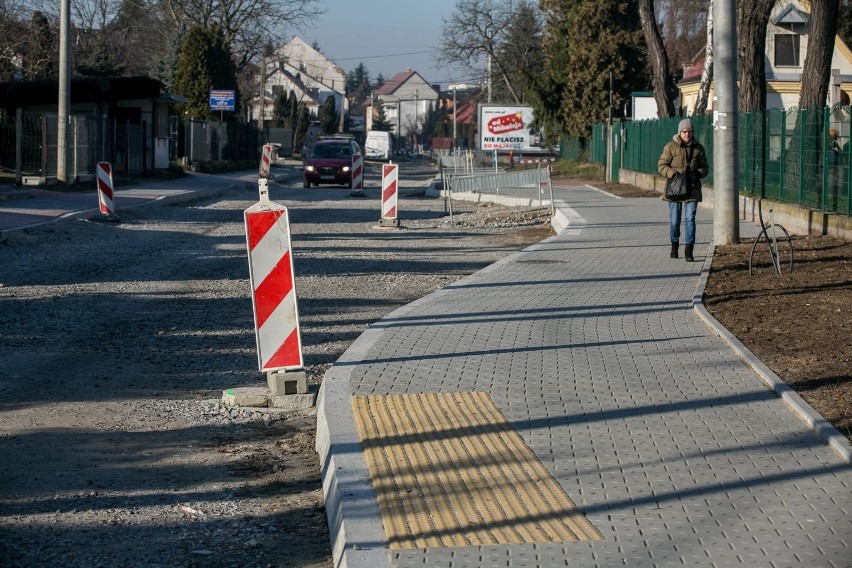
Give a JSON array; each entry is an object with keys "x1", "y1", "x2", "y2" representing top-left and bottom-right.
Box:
[
  {"x1": 96, "y1": 162, "x2": 116, "y2": 218},
  {"x1": 259, "y1": 144, "x2": 273, "y2": 178},
  {"x1": 378, "y1": 163, "x2": 399, "y2": 228},
  {"x1": 350, "y1": 152, "x2": 364, "y2": 197},
  {"x1": 244, "y1": 179, "x2": 305, "y2": 389}
]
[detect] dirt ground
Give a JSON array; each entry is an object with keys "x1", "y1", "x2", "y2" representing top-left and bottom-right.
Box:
[{"x1": 588, "y1": 180, "x2": 852, "y2": 442}]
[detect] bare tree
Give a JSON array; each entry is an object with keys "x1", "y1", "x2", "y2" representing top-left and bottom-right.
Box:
[
  {"x1": 438, "y1": 0, "x2": 526, "y2": 103},
  {"x1": 692, "y1": 0, "x2": 713, "y2": 116},
  {"x1": 158, "y1": 0, "x2": 324, "y2": 72},
  {"x1": 778, "y1": 1, "x2": 839, "y2": 207},
  {"x1": 658, "y1": 0, "x2": 709, "y2": 76},
  {"x1": 637, "y1": 0, "x2": 675, "y2": 117},
  {"x1": 0, "y1": 0, "x2": 29, "y2": 81}
]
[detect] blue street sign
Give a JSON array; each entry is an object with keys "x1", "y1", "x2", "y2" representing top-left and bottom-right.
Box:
[{"x1": 210, "y1": 89, "x2": 235, "y2": 111}]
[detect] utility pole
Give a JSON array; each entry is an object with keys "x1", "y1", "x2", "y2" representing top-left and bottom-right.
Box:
[
  {"x1": 713, "y1": 0, "x2": 740, "y2": 244},
  {"x1": 413, "y1": 89, "x2": 418, "y2": 148},
  {"x1": 338, "y1": 91, "x2": 346, "y2": 134},
  {"x1": 452, "y1": 86, "x2": 457, "y2": 142},
  {"x1": 487, "y1": 53, "x2": 493, "y2": 103},
  {"x1": 57, "y1": 0, "x2": 70, "y2": 183},
  {"x1": 606, "y1": 72, "x2": 613, "y2": 183},
  {"x1": 258, "y1": 54, "x2": 266, "y2": 139}
]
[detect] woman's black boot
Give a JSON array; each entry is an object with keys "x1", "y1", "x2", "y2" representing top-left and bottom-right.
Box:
[
  {"x1": 670, "y1": 242, "x2": 679, "y2": 258},
  {"x1": 684, "y1": 244, "x2": 694, "y2": 262}
]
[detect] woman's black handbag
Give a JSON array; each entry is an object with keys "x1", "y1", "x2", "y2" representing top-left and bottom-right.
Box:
[
  {"x1": 664, "y1": 146, "x2": 694, "y2": 200},
  {"x1": 665, "y1": 173, "x2": 688, "y2": 199}
]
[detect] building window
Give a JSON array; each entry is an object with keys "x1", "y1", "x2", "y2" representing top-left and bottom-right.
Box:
[{"x1": 775, "y1": 34, "x2": 800, "y2": 66}]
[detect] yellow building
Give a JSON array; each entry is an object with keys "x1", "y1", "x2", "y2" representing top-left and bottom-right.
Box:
[{"x1": 679, "y1": 1, "x2": 852, "y2": 114}]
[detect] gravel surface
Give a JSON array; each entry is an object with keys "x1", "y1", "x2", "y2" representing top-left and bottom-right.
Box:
[{"x1": 0, "y1": 165, "x2": 553, "y2": 568}]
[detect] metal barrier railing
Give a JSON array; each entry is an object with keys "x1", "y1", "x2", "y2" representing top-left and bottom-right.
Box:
[{"x1": 441, "y1": 163, "x2": 554, "y2": 223}]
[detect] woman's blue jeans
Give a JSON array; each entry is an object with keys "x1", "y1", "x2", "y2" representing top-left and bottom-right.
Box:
[{"x1": 669, "y1": 201, "x2": 697, "y2": 244}]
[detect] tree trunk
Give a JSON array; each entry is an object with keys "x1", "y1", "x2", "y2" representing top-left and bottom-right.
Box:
[
  {"x1": 637, "y1": 0, "x2": 676, "y2": 117},
  {"x1": 788, "y1": 0, "x2": 841, "y2": 210},
  {"x1": 799, "y1": 0, "x2": 840, "y2": 109},
  {"x1": 738, "y1": 0, "x2": 776, "y2": 112},
  {"x1": 736, "y1": 0, "x2": 777, "y2": 198},
  {"x1": 693, "y1": 0, "x2": 713, "y2": 116}
]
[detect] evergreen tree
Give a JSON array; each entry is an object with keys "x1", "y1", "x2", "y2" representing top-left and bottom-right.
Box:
[
  {"x1": 372, "y1": 103, "x2": 393, "y2": 132},
  {"x1": 151, "y1": 27, "x2": 186, "y2": 91},
  {"x1": 525, "y1": 1, "x2": 573, "y2": 143},
  {"x1": 424, "y1": 95, "x2": 451, "y2": 137},
  {"x1": 173, "y1": 25, "x2": 239, "y2": 120},
  {"x1": 110, "y1": 0, "x2": 164, "y2": 77},
  {"x1": 27, "y1": 12, "x2": 57, "y2": 79},
  {"x1": 273, "y1": 90, "x2": 291, "y2": 127},
  {"x1": 345, "y1": 63, "x2": 371, "y2": 106},
  {"x1": 561, "y1": 0, "x2": 646, "y2": 136},
  {"x1": 293, "y1": 103, "x2": 311, "y2": 152},
  {"x1": 77, "y1": 35, "x2": 125, "y2": 78},
  {"x1": 319, "y1": 96, "x2": 337, "y2": 134},
  {"x1": 374, "y1": 73, "x2": 385, "y2": 90},
  {"x1": 494, "y1": 0, "x2": 543, "y2": 103}
]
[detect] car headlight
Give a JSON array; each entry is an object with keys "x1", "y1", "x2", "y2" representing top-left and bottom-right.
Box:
[
  {"x1": 342, "y1": 166, "x2": 350, "y2": 173},
  {"x1": 305, "y1": 165, "x2": 315, "y2": 172}
]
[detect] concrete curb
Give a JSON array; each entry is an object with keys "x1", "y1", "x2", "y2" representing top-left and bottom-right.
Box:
[{"x1": 692, "y1": 244, "x2": 852, "y2": 465}]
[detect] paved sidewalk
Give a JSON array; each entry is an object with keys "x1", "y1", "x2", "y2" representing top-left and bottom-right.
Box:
[{"x1": 317, "y1": 184, "x2": 852, "y2": 568}]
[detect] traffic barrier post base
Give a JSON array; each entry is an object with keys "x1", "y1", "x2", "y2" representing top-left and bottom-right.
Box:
[
  {"x1": 90, "y1": 213, "x2": 122, "y2": 224},
  {"x1": 268, "y1": 369, "x2": 308, "y2": 395},
  {"x1": 373, "y1": 217, "x2": 401, "y2": 230}
]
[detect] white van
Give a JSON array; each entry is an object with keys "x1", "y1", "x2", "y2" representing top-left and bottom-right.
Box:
[{"x1": 364, "y1": 130, "x2": 392, "y2": 161}]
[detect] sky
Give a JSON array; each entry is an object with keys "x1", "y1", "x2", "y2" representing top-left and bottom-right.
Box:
[{"x1": 298, "y1": 0, "x2": 473, "y2": 88}]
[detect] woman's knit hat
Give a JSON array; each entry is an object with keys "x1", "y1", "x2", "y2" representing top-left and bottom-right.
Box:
[{"x1": 678, "y1": 118, "x2": 693, "y2": 132}]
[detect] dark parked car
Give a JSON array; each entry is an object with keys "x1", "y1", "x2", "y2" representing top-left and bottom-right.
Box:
[{"x1": 303, "y1": 138, "x2": 361, "y2": 188}]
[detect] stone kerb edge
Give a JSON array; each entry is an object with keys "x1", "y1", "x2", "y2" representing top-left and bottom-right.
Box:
[{"x1": 692, "y1": 244, "x2": 851, "y2": 465}]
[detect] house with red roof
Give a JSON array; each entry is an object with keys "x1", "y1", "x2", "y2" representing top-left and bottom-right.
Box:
[{"x1": 367, "y1": 68, "x2": 438, "y2": 143}]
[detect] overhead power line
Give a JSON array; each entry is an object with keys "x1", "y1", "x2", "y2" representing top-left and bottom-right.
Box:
[{"x1": 330, "y1": 49, "x2": 437, "y2": 62}]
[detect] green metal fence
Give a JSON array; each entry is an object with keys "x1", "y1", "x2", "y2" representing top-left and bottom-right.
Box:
[
  {"x1": 615, "y1": 106, "x2": 851, "y2": 216},
  {"x1": 559, "y1": 136, "x2": 586, "y2": 162},
  {"x1": 560, "y1": 127, "x2": 607, "y2": 166},
  {"x1": 622, "y1": 114, "x2": 715, "y2": 186},
  {"x1": 591, "y1": 124, "x2": 607, "y2": 166}
]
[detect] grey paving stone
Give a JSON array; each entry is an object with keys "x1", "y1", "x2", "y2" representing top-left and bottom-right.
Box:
[{"x1": 330, "y1": 188, "x2": 852, "y2": 568}]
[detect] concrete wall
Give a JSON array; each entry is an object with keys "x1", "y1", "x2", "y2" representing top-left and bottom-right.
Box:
[{"x1": 618, "y1": 168, "x2": 852, "y2": 240}]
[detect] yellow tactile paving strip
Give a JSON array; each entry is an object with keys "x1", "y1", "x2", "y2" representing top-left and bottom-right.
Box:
[{"x1": 352, "y1": 391, "x2": 603, "y2": 549}]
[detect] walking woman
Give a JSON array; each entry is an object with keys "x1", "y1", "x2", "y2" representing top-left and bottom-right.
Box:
[{"x1": 657, "y1": 118, "x2": 708, "y2": 262}]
